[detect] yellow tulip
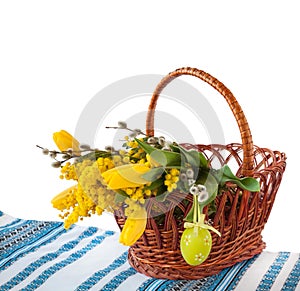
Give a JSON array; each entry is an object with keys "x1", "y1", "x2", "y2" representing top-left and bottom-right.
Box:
[
  {"x1": 51, "y1": 185, "x2": 77, "y2": 210},
  {"x1": 53, "y1": 130, "x2": 80, "y2": 152},
  {"x1": 119, "y1": 207, "x2": 147, "y2": 246},
  {"x1": 101, "y1": 164, "x2": 150, "y2": 189}
]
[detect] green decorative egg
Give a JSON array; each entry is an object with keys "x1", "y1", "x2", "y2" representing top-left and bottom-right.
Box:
[{"x1": 180, "y1": 227, "x2": 212, "y2": 266}]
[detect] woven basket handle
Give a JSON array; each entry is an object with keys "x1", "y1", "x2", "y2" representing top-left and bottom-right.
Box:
[{"x1": 146, "y1": 67, "x2": 254, "y2": 177}]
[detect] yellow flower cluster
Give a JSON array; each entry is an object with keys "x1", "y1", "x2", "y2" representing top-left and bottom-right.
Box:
[
  {"x1": 60, "y1": 162, "x2": 76, "y2": 180},
  {"x1": 79, "y1": 158, "x2": 118, "y2": 213},
  {"x1": 124, "y1": 197, "x2": 146, "y2": 217},
  {"x1": 48, "y1": 131, "x2": 189, "y2": 246},
  {"x1": 59, "y1": 159, "x2": 98, "y2": 181},
  {"x1": 54, "y1": 141, "x2": 155, "y2": 229},
  {"x1": 51, "y1": 184, "x2": 102, "y2": 229},
  {"x1": 125, "y1": 139, "x2": 149, "y2": 163},
  {"x1": 55, "y1": 156, "x2": 122, "y2": 228},
  {"x1": 124, "y1": 185, "x2": 152, "y2": 204},
  {"x1": 164, "y1": 168, "x2": 180, "y2": 192},
  {"x1": 96, "y1": 157, "x2": 115, "y2": 172},
  {"x1": 126, "y1": 139, "x2": 139, "y2": 149}
]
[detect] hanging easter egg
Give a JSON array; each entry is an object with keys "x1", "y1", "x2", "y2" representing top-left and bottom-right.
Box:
[{"x1": 180, "y1": 227, "x2": 212, "y2": 266}]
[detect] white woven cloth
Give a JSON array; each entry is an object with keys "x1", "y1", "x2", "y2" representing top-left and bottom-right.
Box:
[{"x1": 0, "y1": 211, "x2": 299, "y2": 290}]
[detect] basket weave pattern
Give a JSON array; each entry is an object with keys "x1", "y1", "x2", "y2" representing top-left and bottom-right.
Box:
[{"x1": 114, "y1": 68, "x2": 287, "y2": 280}]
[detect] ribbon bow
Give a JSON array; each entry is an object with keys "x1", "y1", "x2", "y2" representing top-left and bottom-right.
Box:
[{"x1": 184, "y1": 214, "x2": 221, "y2": 237}]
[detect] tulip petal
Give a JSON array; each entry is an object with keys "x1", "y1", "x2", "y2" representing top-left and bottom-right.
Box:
[
  {"x1": 119, "y1": 207, "x2": 147, "y2": 246},
  {"x1": 53, "y1": 130, "x2": 80, "y2": 152},
  {"x1": 51, "y1": 185, "x2": 77, "y2": 210},
  {"x1": 102, "y1": 164, "x2": 150, "y2": 189}
]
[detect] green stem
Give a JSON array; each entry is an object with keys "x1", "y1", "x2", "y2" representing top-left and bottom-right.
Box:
[
  {"x1": 199, "y1": 204, "x2": 204, "y2": 216},
  {"x1": 198, "y1": 204, "x2": 201, "y2": 223},
  {"x1": 193, "y1": 195, "x2": 197, "y2": 224}
]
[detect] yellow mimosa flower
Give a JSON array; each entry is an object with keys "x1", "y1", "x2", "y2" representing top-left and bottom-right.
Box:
[
  {"x1": 101, "y1": 164, "x2": 150, "y2": 189},
  {"x1": 119, "y1": 207, "x2": 147, "y2": 246},
  {"x1": 53, "y1": 130, "x2": 80, "y2": 152}
]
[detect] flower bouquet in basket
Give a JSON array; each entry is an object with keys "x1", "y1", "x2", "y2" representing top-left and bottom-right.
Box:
[{"x1": 38, "y1": 68, "x2": 286, "y2": 280}]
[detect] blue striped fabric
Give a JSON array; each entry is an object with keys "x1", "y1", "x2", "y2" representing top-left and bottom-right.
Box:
[
  {"x1": 101, "y1": 267, "x2": 137, "y2": 291},
  {"x1": 21, "y1": 231, "x2": 114, "y2": 290},
  {"x1": 1, "y1": 212, "x2": 300, "y2": 290},
  {"x1": 76, "y1": 251, "x2": 128, "y2": 290},
  {"x1": 257, "y1": 252, "x2": 290, "y2": 290},
  {"x1": 282, "y1": 254, "x2": 300, "y2": 291},
  {"x1": 1, "y1": 227, "x2": 98, "y2": 290}
]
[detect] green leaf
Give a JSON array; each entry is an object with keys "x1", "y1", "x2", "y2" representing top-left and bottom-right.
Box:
[
  {"x1": 142, "y1": 167, "x2": 164, "y2": 182},
  {"x1": 154, "y1": 182, "x2": 169, "y2": 202},
  {"x1": 175, "y1": 144, "x2": 208, "y2": 168},
  {"x1": 184, "y1": 206, "x2": 194, "y2": 223},
  {"x1": 114, "y1": 189, "x2": 128, "y2": 204},
  {"x1": 135, "y1": 138, "x2": 181, "y2": 167},
  {"x1": 152, "y1": 149, "x2": 181, "y2": 167},
  {"x1": 144, "y1": 177, "x2": 164, "y2": 190},
  {"x1": 236, "y1": 177, "x2": 260, "y2": 192},
  {"x1": 215, "y1": 165, "x2": 260, "y2": 192},
  {"x1": 168, "y1": 143, "x2": 181, "y2": 153},
  {"x1": 134, "y1": 138, "x2": 158, "y2": 154}
]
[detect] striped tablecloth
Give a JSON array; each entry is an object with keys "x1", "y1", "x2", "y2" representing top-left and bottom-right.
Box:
[{"x1": 0, "y1": 210, "x2": 299, "y2": 290}]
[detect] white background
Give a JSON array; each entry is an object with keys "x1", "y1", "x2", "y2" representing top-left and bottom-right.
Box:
[{"x1": 0, "y1": 1, "x2": 299, "y2": 252}]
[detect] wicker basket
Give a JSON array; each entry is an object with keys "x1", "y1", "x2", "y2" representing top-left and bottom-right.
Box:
[{"x1": 114, "y1": 67, "x2": 287, "y2": 280}]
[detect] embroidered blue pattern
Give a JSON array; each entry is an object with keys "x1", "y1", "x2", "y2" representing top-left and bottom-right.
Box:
[
  {"x1": 257, "y1": 252, "x2": 290, "y2": 291},
  {"x1": 0, "y1": 220, "x2": 50, "y2": 258},
  {"x1": 20, "y1": 230, "x2": 114, "y2": 290},
  {"x1": 0, "y1": 221, "x2": 66, "y2": 271},
  {"x1": 0, "y1": 227, "x2": 98, "y2": 290},
  {"x1": 282, "y1": 254, "x2": 300, "y2": 291},
  {"x1": 100, "y1": 267, "x2": 137, "y2": 291},
  {"x1": 76, "y1": 251, "x2": 128, "y2": 290}
]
